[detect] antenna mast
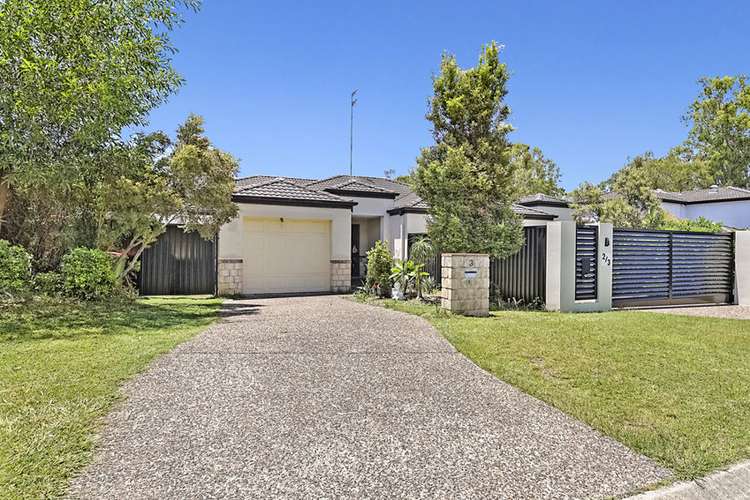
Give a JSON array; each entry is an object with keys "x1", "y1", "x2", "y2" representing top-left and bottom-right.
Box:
[{"x1": 350, "y1": 89, "x2": 357, "y2": 175}]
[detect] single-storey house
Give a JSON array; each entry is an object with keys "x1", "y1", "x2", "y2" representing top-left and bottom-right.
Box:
[
  {"x1": 215, "y1": 174, "x2": 563, "y2": 296},
  {"x1": 655, "y1": 185, "x2": 750, "y2": 229}
]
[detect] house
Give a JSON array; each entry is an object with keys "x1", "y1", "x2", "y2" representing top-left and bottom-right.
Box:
[
  {"x1": 517, "y1": 193, "x2": 575, "y2": 221},
  {"x1": 654, "y1": 186, "x2": 750, "y2": 229},
  {"x1": 216, "y1": 174, "x2": 561, "y2": 296}
]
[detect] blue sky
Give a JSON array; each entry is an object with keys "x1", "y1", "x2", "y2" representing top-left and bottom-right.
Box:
[{"x1": 147, "y1": 1, "x2": 750, "y2": 190}]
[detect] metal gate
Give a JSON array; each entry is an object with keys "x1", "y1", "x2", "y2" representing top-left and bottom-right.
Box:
[
  {"x1": 612, "y1": 229, "x2": 734, "y2": 307},
  {"x1": 139, "y1": 225, "x2": 217, "y2": 295},
  {"x1": 575, "y1": 226, "x2": 598, "y2": 300},
  {"x1": 490, "y1": 226, "x2": 547, "y2": 303}
]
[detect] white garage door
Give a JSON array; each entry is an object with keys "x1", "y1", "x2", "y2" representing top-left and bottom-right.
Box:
[{"x1": 243, "y1": 217, "x2": 331, "y2": 294}]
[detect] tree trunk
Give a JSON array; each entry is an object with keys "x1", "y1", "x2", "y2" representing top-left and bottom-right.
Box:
[{"x1": 0, "y1": 178, "x2": 10, "y2": 233}]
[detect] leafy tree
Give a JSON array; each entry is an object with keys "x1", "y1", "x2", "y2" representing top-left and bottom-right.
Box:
[
  {"x1": 98, "y1": 115, "x2": 238, "y2": 284},
  {"x1": 684, "y1": 75, "x2": 750, "y2": 188},
  {"x1": 413, "y1": 42, "x2": 523, "y2": 257},
  {"x1": 394, "y1": 173, "x2": 415, "y2": 185},
  {"x1": 0, "y1": 0, "x2": 199, "y2": 229},
  {"x1": 605, "y1": 151, "x2": 712, "y2": 193},
  {"x1": 570, "y1": 170, "x2": 666, "y2": 229},
  {"x1": 510, "y1": 143, "x2": 565, "y2": 197}
]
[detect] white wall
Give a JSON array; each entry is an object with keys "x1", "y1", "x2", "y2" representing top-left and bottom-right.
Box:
[
  {"x1": 736, "y1": 231, "x2": 750, "y2": 305},
  {"x1": 390, "y1": 212, "x2": 430, "y2": 260},
  {"x1": 684, "y1": 201, "x2": 750, "y2": 229},
  {"x1": 389, "y1": 213, "x2": 405, "y2": 259},
  {"x1": 350, "y1": 196, "x2": 395, "y2": 217},
  {"x1": 661, "y1": 201, "x2": 686, "y2": 219},
  {"x1": 353, "y1": 217, "x2": 381, "y2": 254},
  {"x1": 661, "y1": 200, "x2": 750, "y2": 229},
  {"x1": 219, "y1": 203, "x2": 352, "y2": 261}
]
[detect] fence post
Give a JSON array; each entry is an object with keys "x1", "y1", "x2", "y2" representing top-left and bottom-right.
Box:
[{"x1": 735, "y1": 231, "x2": 750, "y2": 305}]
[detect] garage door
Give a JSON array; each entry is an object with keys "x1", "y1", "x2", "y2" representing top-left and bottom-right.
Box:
[{"x1": 243, "y1": 217, "x2": 331, "y2": 294}]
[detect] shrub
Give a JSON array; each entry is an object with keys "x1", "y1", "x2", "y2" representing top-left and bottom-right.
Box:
[
  {"x1": 0, "y1": 240, "x2": 32, "y2": 295},
  {"x1": 61, "y1": 248, "x2": 117, "y2": 300},
  {"x1": 33, "y1": 272, "x2": 64, "y2": 296},
  {"x1": 660, "y1": 216, "x2": 724, "y2": 233},
  {"x1": 366, "y1": 240, "x2": 393, "y2": 297}
]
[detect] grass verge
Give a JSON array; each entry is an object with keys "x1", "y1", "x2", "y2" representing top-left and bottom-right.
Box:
[
  {"x1": 0, "y1": 296, "x2": 221, "y2": 499},
  {"x1": 355, "y1": 296, "x2": 750, "y2": 479}
]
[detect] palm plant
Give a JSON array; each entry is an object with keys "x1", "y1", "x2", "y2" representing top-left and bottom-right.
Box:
[{"x1": 409, "y1": 237, "x2": 435, "y2": 299}]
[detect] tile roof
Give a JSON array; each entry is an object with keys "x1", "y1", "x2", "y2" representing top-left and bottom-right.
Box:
[
  {"x1": 517, "y1": 193, "x2": 570, "y2": 207},
  {"x1": 234, "y1": 175, "x2": 315, "y2": 189},
  {"x1": 233, "y1": 174, "x2": 556, "y2": 219},
  {"x1": 306, "y1": 175, "x2": 410, "y2": 193},
  {"x1": 233, "y1": 177, "x2": 354, "y2": 205},
  {"x1": 392, "y1": 191, "x2": 429, "y2": 210},
  {"x1": 655, "y1": 186, "x2": 750, "y2": 204},
  {"x1": 511, "y1": 204, "x2": 556, "y2": 218},
  {"x1": 324, "y1": 179, "x2": 399, "y2": 195}
]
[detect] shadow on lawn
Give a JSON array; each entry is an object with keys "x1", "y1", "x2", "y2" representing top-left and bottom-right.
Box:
[{"x1": 0, "y1": 297, "x2": 236, "y2": 343}]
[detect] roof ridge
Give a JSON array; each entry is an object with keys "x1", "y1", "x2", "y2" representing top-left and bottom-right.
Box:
[
  {"x1": 236, "y1": 177, "x2": 353, "y2": 202},
  {"x1": 334, "y1": 179, "x2": 385, "y2": 190}
]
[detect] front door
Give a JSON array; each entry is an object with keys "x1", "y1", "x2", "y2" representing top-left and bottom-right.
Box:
[{"x1": 351, "y1": 224, "x2": 360, "y2": 280}]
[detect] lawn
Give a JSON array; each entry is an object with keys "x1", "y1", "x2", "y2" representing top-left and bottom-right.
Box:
[
  {"x1": 356, "y1": 297, "x2": 750, "y2": 479},
  {"x1": 0, "y1": 296, "x2": 221, "y2": 499}
]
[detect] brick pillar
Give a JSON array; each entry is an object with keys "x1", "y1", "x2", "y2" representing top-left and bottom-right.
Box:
[
  {"x1": 441, "y1": 253, "x2": 489, "y2": 316},
  {"x1": 331, "y1": 259, "x2": 351, "y2": 293},
  {"x1": 217, "y1": 258, "x2": 243, "y2": 296}
]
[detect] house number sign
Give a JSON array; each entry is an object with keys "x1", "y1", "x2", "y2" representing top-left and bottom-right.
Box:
[{"x1": 464, "y1": 259, "x2": 478, "y2": 279}]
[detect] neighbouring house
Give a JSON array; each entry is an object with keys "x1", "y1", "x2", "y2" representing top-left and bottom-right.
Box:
[
  {"x1": 213, "y1": 174, "x2": 562, "y2": 296},
  {"x1": 517, "y1": 193, "x2": 575, "y2": 221},
  {"x1": 654, "y1": 185, "x2": 750, "y2": 229}
]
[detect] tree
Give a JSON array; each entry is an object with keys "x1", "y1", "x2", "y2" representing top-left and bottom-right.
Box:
[
  {"x1": 570, "y1": 168, "x2": 666, "y2": 229},
  {"x1": 413, "y1": 42, "x2": 523, "y2": 258},
  {"x1": 510, "y1": 143, "x2": 564, "y2": 197},
  {"x1": 97, "y1": 115, "x2": 238, "y2": 284},
  {"x1": 0, "y1": 0, "x2": 200, "y2": 229},
  {"x1": 684, "y1": 75, "x2": 750, "y2": 188},
  {"x1": 605, "y1": 151, "x2": 712, "y2": 193}
]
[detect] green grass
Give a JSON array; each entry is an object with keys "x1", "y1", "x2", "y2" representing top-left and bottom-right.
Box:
[
  {"x1": 0, "y1": 296, "x2": 221, "y2": 499},
  {"x1": 356, "y1": 297, "x2": 750, "y2": 479}
]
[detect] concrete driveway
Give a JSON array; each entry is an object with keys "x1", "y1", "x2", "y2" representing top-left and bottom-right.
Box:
[
  {"x1": 70, "y1": 296, "x2": 669, "y2": 499},
  {"x1": 640, "y1": 304, "x2": 750, "y2": 320}
]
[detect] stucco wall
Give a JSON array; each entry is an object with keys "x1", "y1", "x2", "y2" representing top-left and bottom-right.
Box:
[
  {"x1": 219, "y1": 203, "x2": 352, "y2": 261},
  {"x1": 662, "y1": 200, "x2": 750, "y2": 229},
  {"x1": 350, "y1": 196, "x2": 396, "y2": 217},
  {"x1": 661, "y1": 201, "x2": 686, "y2": 219},
  {"x1": 684, "y1": 201, "x2": 750, "y2": 229},
  {"x1": 353, "y1": 216, "x2": 381, "y2": 255},
  {"x1": 389, "y1": 213, "x2": 405, "y2": 259}
]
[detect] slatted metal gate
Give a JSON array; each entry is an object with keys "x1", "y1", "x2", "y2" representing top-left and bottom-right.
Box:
[
  {"x1": 490, "y1": 226, "x2": 547, "y2": 303},
  {"x1": 139, "y1": 225, "x2": 217, "y2": 295},
  {"x1": 575, "y1": 226, "x2": 598, "y2": 300},
  {"x1": 612, "y1": 229, "x2": 735, "y2": 307}
]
